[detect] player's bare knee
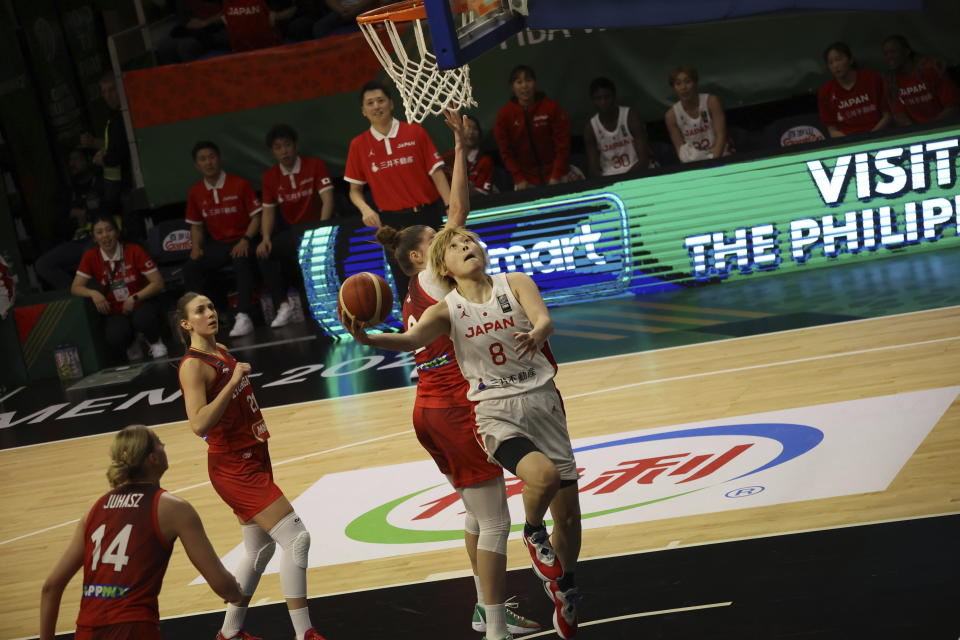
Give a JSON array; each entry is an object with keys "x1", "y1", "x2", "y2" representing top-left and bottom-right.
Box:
[{"x1": 525, "y1": 464, "x2": 561, "y2": 493}]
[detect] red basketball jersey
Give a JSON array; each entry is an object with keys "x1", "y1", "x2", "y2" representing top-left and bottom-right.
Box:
[
  {"x1": 179, "y1": 346, "x2": 270, "y2": 452},
  {"x1": 404, "y1": 271, "x2": 470, "y2": 408},
  {"x1": 76, "y1": 483, "x2": 172, "y2": 628}
]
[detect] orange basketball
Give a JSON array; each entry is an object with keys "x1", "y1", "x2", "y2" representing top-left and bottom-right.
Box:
[{"x1": 338, "y1": 272, "x2": 393, "y2": 325}]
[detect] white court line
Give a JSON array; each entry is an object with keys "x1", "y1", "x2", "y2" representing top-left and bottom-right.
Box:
[
  {"x1": 519, "y1": 601, "x2": 734, "y2": 638},
  {"x1": 564, "y1": 335, "x2": 958, "y2": 400},
  {"x1": 2, "y1": 313, "x2": 957, "y2": 545},
  {"x1": 0, "y1": 385, "x2": 25, "y2": 403},
  {"x1": 5, "y1": 303, "x2": 957, "y2": 454}
]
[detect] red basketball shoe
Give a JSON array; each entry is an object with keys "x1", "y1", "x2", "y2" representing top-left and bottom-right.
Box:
[
  {"x1": 544, "y1": 580, "x2": 581, "y2": 639},
  {"x1": 521, "y1": 527, "x2": 563, "y2": 581}
]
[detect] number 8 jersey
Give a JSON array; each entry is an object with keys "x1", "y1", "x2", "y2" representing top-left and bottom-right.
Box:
[
  {"x1": 77, "y1": 483, "x2": 172, "y2": 629},
  {"x1": 446, "y1": 272, "x2": 558, "y2": 402}
]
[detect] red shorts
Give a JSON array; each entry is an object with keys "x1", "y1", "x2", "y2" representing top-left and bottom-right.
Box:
[
  {"x1": 75, "y1": 621, "x2": 162, "y2": 640},
  {"x1": 208, "y1": 442, "x2": 284, "y2": 521},
  {"x1": 413, "y1": 404, "x2": 502, "y2": 489}
]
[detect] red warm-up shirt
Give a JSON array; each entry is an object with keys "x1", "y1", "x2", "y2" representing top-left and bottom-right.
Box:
[
  {"x1": 344, "y1": 119, "x2": 444, "y2": 212},
  {"x1": 493, "y1": 94, "x2": 571, "y2": 185},
  {"x1": 261, "y1": 156, "x2": 333, "y2": 225},
  {"x1": 76, "y1": 243, "x2": 157, "y2": 315},
  {"x1": 186, "y1": 172, "x2": 262, "y2": 243},
  {"x1": 222, "y1": 0, "x2": 280, "y2": 52},
  {"x1": 442, "y1": 148, "x2": 495, "y2": 195},
  {"x1": 890, "y1": 59, "x2": 960, "y2": 124},
  {"x1": 818, "y1": 69, "x2": 890, "y2": 135}
]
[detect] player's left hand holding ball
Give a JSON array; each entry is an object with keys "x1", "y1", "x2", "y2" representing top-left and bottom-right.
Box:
[{"x1": 339, "y1": 306, "x2": 372, "y2": 346}]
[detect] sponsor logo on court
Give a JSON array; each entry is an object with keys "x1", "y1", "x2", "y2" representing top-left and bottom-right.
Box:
[{"x1": 195, "y1": 387, "x2": 957, "y2": 581}]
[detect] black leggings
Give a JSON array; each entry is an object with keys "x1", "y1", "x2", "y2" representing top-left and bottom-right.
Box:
[{"x1": 103, "y1": 297, "x2": 163, "y2": 356}]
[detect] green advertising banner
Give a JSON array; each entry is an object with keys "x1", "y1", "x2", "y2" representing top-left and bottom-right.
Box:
[{"x1": 133, "y1": 6, "x2": 960, "y2": 208}]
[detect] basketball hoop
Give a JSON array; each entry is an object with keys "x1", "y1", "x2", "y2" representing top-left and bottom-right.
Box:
[{"x1": 357, "y1": 0, "x2": 477, "y2": 123}]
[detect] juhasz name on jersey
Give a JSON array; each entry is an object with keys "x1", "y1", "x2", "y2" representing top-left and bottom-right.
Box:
[
  {"x1": 103, "y1": 493, "x2": 144, "y2": 509},
  {"x1": 464, "y1": 316, "x2": 515, "y2": 339}
]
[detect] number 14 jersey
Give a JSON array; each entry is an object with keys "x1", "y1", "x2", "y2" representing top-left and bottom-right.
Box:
[{"x1": 446, "y1": 273, "x2": 557, "y2": 402}]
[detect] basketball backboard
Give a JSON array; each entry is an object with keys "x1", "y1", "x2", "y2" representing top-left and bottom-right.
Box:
[{"x1": 424, "y1": 0, "x2": 526, "y2": 70}]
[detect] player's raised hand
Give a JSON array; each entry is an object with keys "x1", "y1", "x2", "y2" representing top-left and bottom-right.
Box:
[
  {"x1": 443, "y1": 107, "x2": 466, "y2": 143},
  {"x1": 230, "y1": 362, "x2": 252, "y2": 387}
]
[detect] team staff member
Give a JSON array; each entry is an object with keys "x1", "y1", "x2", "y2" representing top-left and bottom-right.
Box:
[
  {"x1": 882, "y1": 34, "x2": 959, "y2": 125},
  {"x1": 257, "y1": 124, "x2": 334, "y2": 328},
  {"x1": 493, "y1": 65, "x2": 583, "y2": 190},
  {"x1": 818, "y1": 42, "x2": 892, "y2": 137},
  {"x1": 344, "y1": 81, "x2": 450, "y2": 298},
  {"x1": 183, "y1": 141, "x2": 262, "y2": 338},
  {"x1": 40, "y1": 425, "x2": 243, "y2": 640},
  {"x1": 71, "y1": 213, "x2": 168, "y2": 361},
  {"x1": 176, "y1": 292, "x2": 325, "y2": 640}
]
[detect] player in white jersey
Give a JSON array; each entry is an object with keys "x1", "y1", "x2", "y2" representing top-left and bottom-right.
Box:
[
  {"x1": 664, "y1": 64, "x2": 733, "y2": 163},
  {"x1": 341, "y1": 229, "x2": 582, "y2": 639},
  {"x1": 584, "y1": 77, "x2": 651, "y2": 177}
]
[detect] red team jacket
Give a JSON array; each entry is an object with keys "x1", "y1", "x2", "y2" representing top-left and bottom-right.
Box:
[
  {"x1": 76, "y1": 483, "x2": 172, "y2": 629},
  {"x1": 404, "y1": 272, "x2": 470, "y2": 408},
  {"x1": 441, "y1": 149, "x2": 495, "y2": 195},
  {"x1": 178, "y1": 346, "x2": 270, "y2": 452},
  {"x1": 76, "y1": 243, "x2": 157, "y2": 315},
  {"x1": 493, "y1": 94, "x2": 572, "y2": 185}
]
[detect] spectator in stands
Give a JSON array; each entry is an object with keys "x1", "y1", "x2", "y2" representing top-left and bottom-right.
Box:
[
  {"x1": 275, "y1": 0, "x2": 328, "y2": 41},
  {"x1": 818, "y1": 42, "x2": 892, "y2": 138},
  {"x1": 80, "y1": 72, "x2": 138, "y2": 239},
  {"x1": 584, "y1": 77, "x2": 652, "y2": 177},
  {"x1": 344, "y1": 81, "x2": 449, "y2": 298},
  {"x1": 312, "y1": 0, "x2": 380, "y2": 39},
  {"x1": 183, "y1": 141, "x2": 262, "y2": 337},
  {"x1": 257, "y1": 124, "x2": 334, "y2": 328},
  {"x1": 441, "y1": 114, "x2": 497, "y2": 195},
  {"x1": 494, "y1": 64, "x2": 583, "y2": 190},
  {"x1": 35, "y1": 149, "x2": 103, "y2": 290},
  {"x1": 222, "y1": 0, "x2": 287, "y2": 52},
  {"x1": 882, "y1": 35, "x2": 959, "y2": 126},
  {"x1": 71, "y1": 213, "x2": 167, "y2": 361},
  {"x1": 151, "y1": 0, "x2": 229, "y2": 65},
  {"x1": 664, "y1": 65, "x2": 733, "y2": 163}
]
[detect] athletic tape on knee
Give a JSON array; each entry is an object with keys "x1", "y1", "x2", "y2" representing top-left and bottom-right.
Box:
[
  {"x1": 239, "y1": 524, "x2": 275, "y2": 594},
  {"x1": 269, "y1": 512, "x2": 310, "y2": 598}
]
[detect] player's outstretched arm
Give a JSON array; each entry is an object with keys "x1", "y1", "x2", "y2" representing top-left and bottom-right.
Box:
[
  {"x1": 507, "y1": 271, "x2": 554, "y2": 358},
  {"x1": 342, "y1": 299, "x2": 451, "y2": 351},
  {"x1": 443, "y1": 108, "x2": 469, "y2": 229},
  {"x1": 40, "y1": 518, "x2": 86, "y2": 640},
  {"x1": 159, "y1": 493, "x2": 242, "y2": 604}
]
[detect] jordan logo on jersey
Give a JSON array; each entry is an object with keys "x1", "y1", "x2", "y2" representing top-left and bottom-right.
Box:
[
  {"x1": 497, "y1": 294, "x2": 512, "y2": 313},
  {"x1": 457, "y1": 304, "x2": 470, "y2": 319}
]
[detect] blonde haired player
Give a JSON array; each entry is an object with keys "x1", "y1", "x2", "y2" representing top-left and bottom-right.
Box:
[{"x1": 342, "y1": 227, "x2": 583, "y2": 639}]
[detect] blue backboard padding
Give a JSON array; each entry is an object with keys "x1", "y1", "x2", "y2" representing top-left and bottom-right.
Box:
[{"x1": 524, "y1": 0, "x2": 922, "y2": 29}]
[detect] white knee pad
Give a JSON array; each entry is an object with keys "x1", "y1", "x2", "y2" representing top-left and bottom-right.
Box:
[
  {"x1": 237, "y1": 523, "x2": 275, "y2": 595},
  {"x1": 460, "y1": 478, "x2": 510, "y2": 556},
  {"x1": 464, "y1": 509, "x2": 480, "y2": 536},
  {"x1": 269, "y1": 512, "x2": 311, "y2": 598}
]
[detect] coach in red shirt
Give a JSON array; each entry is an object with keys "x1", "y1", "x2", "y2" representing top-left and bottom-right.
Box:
[
  {"x1": 344, "y1": 81, "x2": 450, "y2": 297},
  {"x1": 257, "y1": 123, "x2": 333, "y2": 328},
  {"x1": 183, "y1": 140, "x2": 262, "y2": 337},
  {"x1": 818, "y1": 42, "x2": 892, "y2": 137},
  {"x1": 882, "y1": 35, "x2": 959, "y2": 126}
]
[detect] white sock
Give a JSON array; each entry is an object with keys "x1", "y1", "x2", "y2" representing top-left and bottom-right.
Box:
[
  {"x1": 484, "y1": 603, "x2": 507, "y2": 638},
  {"x1": 290, "y1": 606, "x2": 312, "y2": 639},
  {"x1": 474, "y1": 574, "x2": 485, "y2": 606},
  {"x1": 221, "y1": 604, "x2": 247, "y2": 638}
]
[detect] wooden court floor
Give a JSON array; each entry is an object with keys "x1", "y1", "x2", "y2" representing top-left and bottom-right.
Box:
[{"x1": 2, "y1": 306, "x2": 958, "y2": 639}]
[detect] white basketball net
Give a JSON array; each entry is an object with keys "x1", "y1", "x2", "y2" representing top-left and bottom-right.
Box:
[{"x1": 359, "y1": 16, "x2": 477, "y2": 123}]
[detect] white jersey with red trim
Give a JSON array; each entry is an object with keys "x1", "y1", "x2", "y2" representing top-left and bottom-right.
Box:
[
  {"x1": 445, "y1": 273, "x2": 557, "y2": 402},
  {"x1": 590, "y1": 106, "x2": 639, "y2": 176},
  {"x1": 672, "y1": 93, "x2": 721, "y2": 156}
]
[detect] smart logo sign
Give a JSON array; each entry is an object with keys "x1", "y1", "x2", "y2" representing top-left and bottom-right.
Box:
[
  {"x1": 683, "y1": 135, "x2": 960, "y2": 279},
  {"x1": 199, "y1": 387, "x2": 957, "y2": 578}
]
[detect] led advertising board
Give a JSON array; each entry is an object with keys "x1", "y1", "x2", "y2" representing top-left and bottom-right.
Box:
[{"x1": 301, "y1": 124, "x2": 959, "y2": 338}]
